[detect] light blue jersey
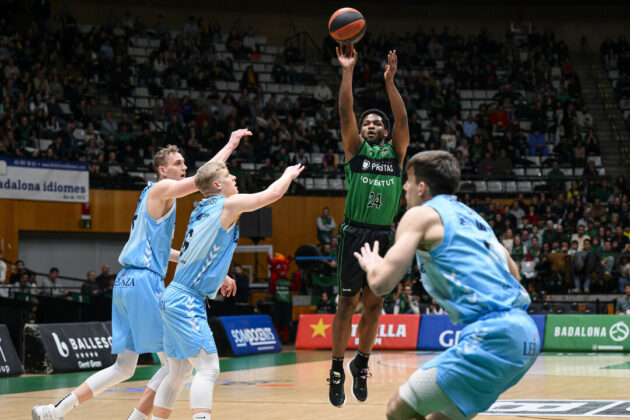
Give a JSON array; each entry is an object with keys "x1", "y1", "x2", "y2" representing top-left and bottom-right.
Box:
[
  {"x1": 112, "y1": 183, "x2": 176, "y2": 354},
  {"x1": 118, "y1": 184, "x2": 176, "y2": 277},
  {"x1": 161, "y1": 195, "x2": 239, "y2": 359},
  {"x1": 172, "y1": 195, "x2": 239, "y2": 297},
  {"x1": 415, "y1": 195, "x2": 530, "y2": 325},
  {"x1": 405, "y1": 195, "x2": 538, "y2": 416}
]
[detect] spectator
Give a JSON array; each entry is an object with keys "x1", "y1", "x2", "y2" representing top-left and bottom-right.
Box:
[
  {"x1": 529, "y1": 129, "x2": 548, "y2": 156},
  {"x1": 81, "y1": 270, "x2": 101, "y2": 295},
  {"x1": 572, "y1": 239, "x2": 597, "y2": 293},
  {"x1": 95, "y1": 264, "x2": 112, "y2": 290},
  {"x1": 229, "y1": 264, "x2": 250, "y2": 304},
  {"x1": 13, "y1": 272, "x2": 36, "y2": 295},
  {"x1": 425, "y1": 298, "x2": 444, "y2": 314},
  {"x1": 100, "y1": 112, "x2": 118, "y2": 137},
  {"x1": 9, "y1": 260, "x2": 25, "y2": 284},
  {"x1": 0, "y1": 249, "x2": 6, "y2": 285},
  {"x1": 462, "y1": 113, "x2": 478, "y2": 139},
  {"x1": 615, "y1": 284, "x2": 630, "y2": 314},
  {"x1": 394, "y1": 284, "x2": 420, "y2": 314},
  {"x1": 38, "y1": 267, "x2": 69, "y2": 297},
  {"x1": 546, "y1": 161, "x2": 565, "y2": 195},
  {"x1": 316, "y1": 207, "x2": 336, "y2": 244},
  {"x1": 314, "y1": 80, "x2": 333, "y2": 104},
  {"x1": 316, "y1": 291, "x2": 336, "y2": 314},
  {"x1": 571, "y1": 225, "x2": 591, "y2": 250}
]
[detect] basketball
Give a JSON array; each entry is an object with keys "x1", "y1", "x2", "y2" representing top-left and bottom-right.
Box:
[{"x1": 328, "y1": 7, "x2": 366, "y2": 45}]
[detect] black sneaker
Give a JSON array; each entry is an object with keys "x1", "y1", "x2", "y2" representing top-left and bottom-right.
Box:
[
  {"x1": 348, "y1": 359, "x2": 371, "y2": 402},
  {"x1": 327, "y1": 369, "x2": 345, "y2": 407}
]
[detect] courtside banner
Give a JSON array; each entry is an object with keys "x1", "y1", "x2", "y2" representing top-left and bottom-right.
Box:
[
  {"x1": 543, "y1": 315, "x2": 630, "y2": 352},
  {"x1": 0, "y1": 324, "x2": 23, "y2": 376},
  {"x1": 417, "y1": 314, "x2": 546, "y2": 350},
  {"x1": 219, "y1": 315, "x2": 282, "y2": 356},
  {"x1": 23, "y1": 322, "x2": 115, "y2": 373},
  {"x1": 0, "y1": 158, "x2": 89, "y2": 202},
  {"x1": 296, "y1": 314, "x2": 420, "y2": 350}
]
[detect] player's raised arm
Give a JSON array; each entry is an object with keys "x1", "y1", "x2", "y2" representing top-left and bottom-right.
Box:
[
  {"x1": 150, "y1": 129, "x2": 252, "y2": 201},
  {"x1": 384, "y1": 50, "x2": 409, "y2": 167},
  {"x1": 337, "y1": 44, "x2": 363, "y2": 161},
  {"x1": 221, "y1": 164, "x2": 305, "y2": 227},
  {"x1": 503, "y1": 246, "x2": 521, "y2": 282}
]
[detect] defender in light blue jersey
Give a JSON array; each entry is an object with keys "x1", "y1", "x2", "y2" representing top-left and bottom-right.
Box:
[
  {"x1": 152, "y1": 161, "x2": 304, "y2": 420},
  {"x1": 355, "y1": 151, "x2": 539, "y2": 420},
  {"x1": 33, "y1": 129, "x2": 252, "y2": 420}
]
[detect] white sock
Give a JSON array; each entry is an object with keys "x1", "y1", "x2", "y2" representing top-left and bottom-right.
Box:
[
  {"x1": 128, "y1": 408, "x2": 147, "y2": 420},
  {"x1": 151, "y1": 416, "x2": 168, "y2": 420},
  {"x1": 192, "y1": 414, "x2": 210, "y2": 420},
  {"x1": 54, "y1": 392, "x2": 79, "y2": 417}
]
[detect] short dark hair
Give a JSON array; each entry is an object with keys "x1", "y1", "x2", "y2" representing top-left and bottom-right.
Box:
[
  {"x1": 406, "y1": 151, "x2": 461, "y2": 196},
  {"x1": 358, "y1": 109, "x2": 390, "y2": 133},
  {"x1": 49, "y1": 267, "x2": 59, "y2": 273}
]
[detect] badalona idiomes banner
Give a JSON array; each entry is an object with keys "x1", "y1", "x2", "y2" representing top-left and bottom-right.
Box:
[{"x1": 0, "y1": 158, "x2": 89, "y2": 203}]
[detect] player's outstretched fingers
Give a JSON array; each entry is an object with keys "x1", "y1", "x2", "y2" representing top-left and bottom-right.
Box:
[{"x1": 373, "y1": 240, "x2": 380, "y2": 255}]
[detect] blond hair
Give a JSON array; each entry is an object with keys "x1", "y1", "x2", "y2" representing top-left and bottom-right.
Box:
[
  {"x1": 406, "y1": 151, "x2": 461, "y2": 196},
  {"x1": 153, "y1": 145, "x2": 180, "y2": 176},
  {"x1": 195, "y1": 161, "x2": 227, "y2": 197}
]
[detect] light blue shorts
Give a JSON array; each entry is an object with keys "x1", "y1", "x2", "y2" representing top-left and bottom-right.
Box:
[
  {"x1": 111, "y1": 267, "x2": 165, "y2": 354},
  {"x1": 160, "y1": 281, "x2": 217, "y2": 360},
  {"x1": 421, "y1": 308, "x2": 539, "y2": 416}
]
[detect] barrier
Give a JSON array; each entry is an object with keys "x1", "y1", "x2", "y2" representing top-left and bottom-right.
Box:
[
  {"x1": 543, "y1": 315, "x2": 630, "y2": 352},
  {"x1": 417, "y1": 314, "x2": 546, "y2": 351},
  {"x1": 296, "y1": 314, "x2": 420, "y2": 350},
  {"x1": 0, "y1": 324, "x2": 23, "y2": 376},
  {"x1": 23, "y1": 322, "x2": 115, "y2": 373}
]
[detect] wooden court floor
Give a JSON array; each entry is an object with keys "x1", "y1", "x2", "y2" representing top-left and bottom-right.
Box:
[{"x1": 1, "y1": 350, "x2": 629, "y2": 420}]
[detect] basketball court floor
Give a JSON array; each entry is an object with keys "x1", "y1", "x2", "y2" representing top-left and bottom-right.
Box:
[{"x1": 1, "y1": 349, "x2": 629, "y2": 419}]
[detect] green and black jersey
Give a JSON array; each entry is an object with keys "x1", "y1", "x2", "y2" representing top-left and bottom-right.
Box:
[{"x1": 344, "y1": 140, "x2": 402, "y2": 227}]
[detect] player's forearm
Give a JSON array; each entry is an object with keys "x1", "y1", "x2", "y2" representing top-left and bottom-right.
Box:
[
  {"x1": 367, "y1": 263, "x2": 404, "y2": 296},
  {"x1": 209, "y1": 141, "x2": 237, "y2": 163},
  {"x1": 265, "y1": 173, "x2": 294, "y2": 202},
  {"x1": 338, "y1": 68, "x2": 355, "y2": 124},
  {"x1": 169, "y1": 249, "x2": 180, "y2": 262},
  {"x1": 385, "y1": 78, "x2": 407, "y2": 124}
]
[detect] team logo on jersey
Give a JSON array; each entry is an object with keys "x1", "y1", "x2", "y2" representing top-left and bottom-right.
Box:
[
  {"x1": 362, "y1": 159, "x2": 370, "y2": 170},
  {"x1": 380, "y1": 148, "x2": 389, "y2": 156}
]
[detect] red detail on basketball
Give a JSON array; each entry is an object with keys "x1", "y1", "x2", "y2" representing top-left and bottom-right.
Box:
[{"x1": 328, "y1": 7, "x2": 366, "y2": 45}]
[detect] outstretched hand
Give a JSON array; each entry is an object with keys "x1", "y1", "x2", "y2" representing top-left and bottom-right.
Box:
[
  {"x1": 336, "y1": 44, "x2": 358, "y2": 69},
  {"x1": 227, "y1": 128, "x2": 253, "y2": 149},
  {"x1": 384, "y1": 50, "x2": 398, "y2": 82},
  {"x1": 353, "y1": 240, "x2": 383, "y2": 273},
  {"x1": 284, "y1": 163, "x2": 305, "y2": 179}
]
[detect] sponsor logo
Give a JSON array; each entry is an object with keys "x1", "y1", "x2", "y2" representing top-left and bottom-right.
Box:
[
  {"x1": 438, "y1": 329, "x2": 462, "y2": 347},
  {"x1": 230, "y1": 327, "x2": 277, "y2": 348},
  {"x1": 552, "y1": 321, "x2": 630, "y2": 341},
  {"x1": 360, "y1": 176, "x2": 396, "y2": 187},
  {"x1": 610, "y1": 321, "x2": 629, "y2": 342},
  {"x1": 114, "y1": 273, "x2": 135, "y2": 287},
  {"x1": 362, "y1": 159, "x2": 370, "y2": 170},
  {"x1": 485, "y1": 399, "x2": 630, "y2": 417},
  {"x1": 51, "y1": 332, "x2": 112, "y2": 359},
  {"x1": 0, "y1": 336, "x2": 11, "y2": 375},
  {"x1": 351, "y1": 323, "x2": 406, "y2": 346}
]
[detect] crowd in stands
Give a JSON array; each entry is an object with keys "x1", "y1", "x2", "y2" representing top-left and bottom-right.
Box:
[
  {"x1": 0, "y1": 261, "x2": 116, "y2": 299},
  {"x1": 0, "y1": 10, "x2": 606, "y2": 192}
]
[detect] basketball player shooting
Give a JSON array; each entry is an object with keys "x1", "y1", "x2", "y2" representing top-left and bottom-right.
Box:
[
  {"x1": 354, "y1": 151, "x2": 539, "y2": 420},
  {"x1": 328, "y1": 44, "x2": 409, "y2": 408}
]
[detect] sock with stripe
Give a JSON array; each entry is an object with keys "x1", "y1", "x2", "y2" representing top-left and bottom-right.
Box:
[{"x1": 54, "y1": 392, "x2": 79, "y2": 417}]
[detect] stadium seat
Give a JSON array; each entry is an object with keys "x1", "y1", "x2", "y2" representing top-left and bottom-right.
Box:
[
  {"x1": 314, "y1": 178, "x2": 328, "y2": 190},
  {"x1": 473, "y1": 181, "x2": 487, "y2": 192},
  {"x1": 517, "y1": 181, "x2": 533, "y2": 192},
  {"x1": 487, "y1": 181, "x2": 503, "y2": 193}
]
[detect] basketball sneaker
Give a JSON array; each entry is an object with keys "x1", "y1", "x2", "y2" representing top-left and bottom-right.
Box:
[
  {"x1": 32, "y1": 405, "x2": 63, "y2": 420},
  {"x1": 348, "y1": 359, "x2": 371, "y2": 402},
  {"x1": 327, "y1": 369, "x2": 345, "y2": 407}
]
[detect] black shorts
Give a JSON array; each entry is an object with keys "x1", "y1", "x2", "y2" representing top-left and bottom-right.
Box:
[{"x1": 336, "y1": 220, "x2": 395, "y2": 297}]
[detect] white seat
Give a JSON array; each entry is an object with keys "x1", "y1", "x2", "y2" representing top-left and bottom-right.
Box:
[
  {"x1": 474, "y1": 181, "x2": 487, "y2": 192},
  {"x1": 513, "y1": 168, "x2": 525, "y2": 176},
  {"x1": 526, "y1": 168, "x2": 541, "y2": 177},
  {"x1": 505, "y1": 181, "x2": 517, "y2": 192},
  {"x1": 329, "y1": 178, "x2": 345, "y2": 191},
  {"x1": 314, "y1": 178, "x2": 328, "y2": 190},
  {"x1": 517, "y1": 181, "x2": 533, "y2": 192},
  {"x1": 487, "y1": 181, "x2": 503, "y2": 193}
]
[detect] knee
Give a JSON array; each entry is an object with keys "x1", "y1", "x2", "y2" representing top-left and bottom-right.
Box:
[
  {"x1": 114, "y1": 359, "x2": 136, "y2": 380},
  {"x1": 337, "y1": 297, "x2": 358, "y2": 317},
  {"x1": 386, "y1": 397, "x2": 401, "y2": 420}
]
